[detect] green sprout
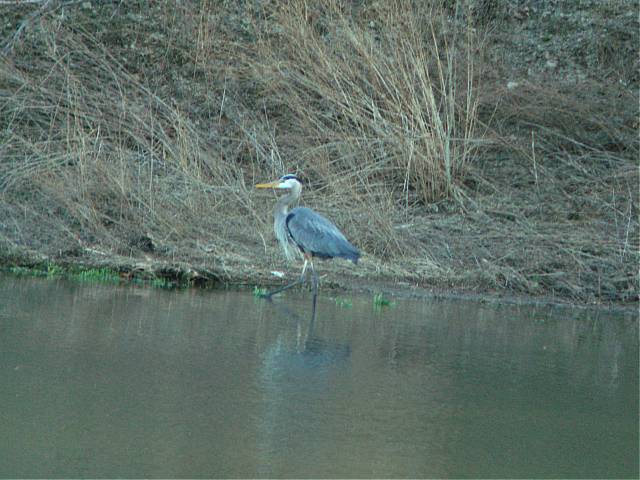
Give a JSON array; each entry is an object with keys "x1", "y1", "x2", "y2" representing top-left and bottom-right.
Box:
[
  {"x1": 373, "y1": 293, "x2": 395, "y2": 308},
  {"x1": 334, "y1": 297, "x2": 353, "y2": 308}
]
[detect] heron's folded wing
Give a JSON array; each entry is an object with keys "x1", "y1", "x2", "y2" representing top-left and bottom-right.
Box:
[{"x1": 286, "y1": 207, "x2": 359, "y2": 262}]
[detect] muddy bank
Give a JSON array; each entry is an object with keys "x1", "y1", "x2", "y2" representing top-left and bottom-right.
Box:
[{"x1": 1, "y1": 247, "x2": 636, "y2": 313}]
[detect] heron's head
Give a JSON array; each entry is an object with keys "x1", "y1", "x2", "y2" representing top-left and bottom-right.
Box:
[{"x1": 255, "y1": 174, "x2": 302, "y2": 190}]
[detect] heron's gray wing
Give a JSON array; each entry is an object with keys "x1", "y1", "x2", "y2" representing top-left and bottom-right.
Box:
[{"x1": 286, "y1": 207, "x2": 360, "y2": 263}]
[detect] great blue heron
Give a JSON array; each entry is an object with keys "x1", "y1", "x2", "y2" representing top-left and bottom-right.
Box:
[{"x1": 255, "y1": 174, "x2": 360, "y2": 309}]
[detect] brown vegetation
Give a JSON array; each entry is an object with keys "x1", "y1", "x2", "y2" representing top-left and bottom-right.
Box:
[{"x1": 0, "y1": 0, "x2": 637, "y2": 304}]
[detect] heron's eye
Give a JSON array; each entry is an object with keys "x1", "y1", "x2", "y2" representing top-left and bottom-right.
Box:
[{"x1": 280, "y1": 174, "x2": 302, "y2": 185}]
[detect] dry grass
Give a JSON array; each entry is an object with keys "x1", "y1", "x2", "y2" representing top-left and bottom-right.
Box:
[
  {"x1": 463, "y1": 77, "x2": 639, "y2": 300},
  {"x1": 0, "y1": 0, "x2": 637, "y2": 303},
  {"x1": 0, "y1": 4, "x2": 264, "y2": 262},
  {"x1": 252, "y1": 0, "x2": 479, "y2": 199},
  {"x1": 243, "y1": 0, "x2": 481, "y2": 257}
]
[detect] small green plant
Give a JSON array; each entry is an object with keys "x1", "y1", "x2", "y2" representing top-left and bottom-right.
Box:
[
  {"x1": 46, "y1": 263, "x2": 64, "y2": 278},
  {"x1": 5, "y1": 263, "x2": 182, "y2": 288},
  {"x1": 129, "y1": 275, "x2": 173, "y2": 288},
  {"x1": 373, "y1": 293, "x2": 395, "y2": 308},
  {"x1": 334, "y1": 297, "x2": 352, "y2": 308},
  {"x1": 8, "y1": 264, "x2": 52, "y2": 277},
  {"x1": 150, "y1": 276, "x2": 173, "y2": 288},
  {"x1": 9, "y1": 266, "x2": 33, "y2": 276},
  {"x1": 253, "y1": 286, "x2": 268, "y2": 297},
  {"x1": 71, "y1": 267, "x2": 121, "y2": 284}
]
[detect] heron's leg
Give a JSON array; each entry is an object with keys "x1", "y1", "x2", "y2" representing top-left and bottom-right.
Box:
[
  {"x1": 260, "y1": 259, "x2": 309, "y2": 299},
  {"x1": 310, "y1": 260, "x2": 319, "y2": 321}
]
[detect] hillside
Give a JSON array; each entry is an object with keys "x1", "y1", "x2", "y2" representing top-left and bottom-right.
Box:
[{"x1": 0, "y1": 0, "x2": 637, "y2": 304}]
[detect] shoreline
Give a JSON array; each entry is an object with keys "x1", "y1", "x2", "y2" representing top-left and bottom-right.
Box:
[{"x1": 2, "y1": 252, "x2": 636, "y2": 314}]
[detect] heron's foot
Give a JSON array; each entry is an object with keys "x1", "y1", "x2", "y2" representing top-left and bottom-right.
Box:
[{"x1": 256, "y1": 278, "x2": 305, "y2": 299}]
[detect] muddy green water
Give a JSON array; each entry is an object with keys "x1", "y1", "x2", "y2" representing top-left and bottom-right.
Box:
[{"x1": 0, "y1": 276, "x2": 637, "y2": 478}]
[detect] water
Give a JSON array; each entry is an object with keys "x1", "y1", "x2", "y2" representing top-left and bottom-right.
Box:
[{"x1": 0, "y1": 276, "x2": 637, "y2": 478}]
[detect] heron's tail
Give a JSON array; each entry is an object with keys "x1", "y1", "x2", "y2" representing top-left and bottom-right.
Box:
[{"x1": 342, "y1": 246, "x2": 360, "y2": 264}]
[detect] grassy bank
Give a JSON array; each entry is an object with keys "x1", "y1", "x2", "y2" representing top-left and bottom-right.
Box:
[
  {"x1": 0, "y1": 0, "x2": 637, "y2": 304},
  {"x1": 4, "y1": 261, "x2": 204, "y2": 288}
]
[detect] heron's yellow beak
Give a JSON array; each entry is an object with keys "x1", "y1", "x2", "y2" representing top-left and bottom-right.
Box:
[{"x1": 255, "y1": 181, "x2": 280, "y2": 189}]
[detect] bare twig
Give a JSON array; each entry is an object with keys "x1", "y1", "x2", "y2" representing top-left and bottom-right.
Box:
[{"x1": 2, "y1": 0, "x2": 52, "y2": 54}]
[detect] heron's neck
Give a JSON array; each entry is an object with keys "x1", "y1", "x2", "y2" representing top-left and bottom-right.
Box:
[
  {"x1": 273, "y1": 183, "x2": 301, "y2": 261},
  {"x1": 274, "y1": 183, "x2": 301, "y2": 219}
]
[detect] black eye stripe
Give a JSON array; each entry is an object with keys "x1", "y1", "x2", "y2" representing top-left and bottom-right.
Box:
[{"x1": 280, "y1": 174, "x2": 301, "y2": 182}]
